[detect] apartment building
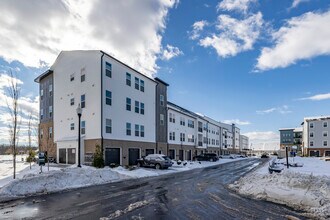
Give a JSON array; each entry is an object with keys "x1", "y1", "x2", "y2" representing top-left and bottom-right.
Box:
[
  {"x1": 302, "y1": 116, "x2": 330, "y2": 157},
  {"x1": 239, "y1": 135, "x2": 249, "y2": 151},
  {"x1": 35, "y1": 70, "x2": 56, "y2": 158},
  {"x1": 35, "y1": 50, "x2": 242, "y2": 166}
]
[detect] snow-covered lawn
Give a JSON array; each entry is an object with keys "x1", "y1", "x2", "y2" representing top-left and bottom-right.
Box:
[
  {"x1": 229, "y1": 156, "x2": 330, "y2": 219},
  {"x1": 0, "y1": 156, "x2": 246, "y2": 202}
]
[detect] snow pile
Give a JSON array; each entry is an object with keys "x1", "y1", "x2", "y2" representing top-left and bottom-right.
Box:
[
  {"x1": 229, "y1": 157, "x2": 330, "y2": 219},
  {"x1": 0, "y1": 166, "x2": 129, "y2": 202},
  {"x1": 0, "y1": 155, "x2": 247, "y2": 202}
]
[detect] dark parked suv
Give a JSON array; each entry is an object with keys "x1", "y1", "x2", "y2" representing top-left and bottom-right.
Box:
[{"x1": 193, "y1": 153, "x2": 219, "y2": 162}]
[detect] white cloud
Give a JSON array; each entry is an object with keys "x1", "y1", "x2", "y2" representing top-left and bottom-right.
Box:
[
  {"x1": 217, "y1": 0, "x2": 257, "y2": 14},
  {"x1": 256, "y1": 10, "x2": 330, "y2": 71},
  {"x1": 299, "y1": 93, "x2": 330, "y2": 101},
  {"x1": 243, "y1": 131, "x2": 280, "y2": 150},
  {"x1": 161, "y1": 44, "x2": 183, "y2": 61},
  {"x1": 199, "y1": 12, "x2": 263, "y2": 58},
  {"x1": 256, "y1": 105, "x2": 292, "y2": 115},
  {"x1": 189, "y1": 20, "x2": 209, "y2": 40},
  {"x1": 223, "y1": 119, "x2": 251, "y2": 125},
  {"x1": 0, "y1": 0, "x2": 178, "y2": 76},
  {"x1": 290, "y1": 0, "x2": 309, "y2": 9}
]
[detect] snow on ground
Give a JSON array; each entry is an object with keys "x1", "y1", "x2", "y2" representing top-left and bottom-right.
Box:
[
  {"x1": 229, "y1": 156, "x2": 330, "y2": 219},
  {"x1": 0, "y1": 155, "x2": 245, "y2": 202}
]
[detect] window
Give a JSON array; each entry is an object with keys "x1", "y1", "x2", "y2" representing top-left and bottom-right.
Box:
[
  {"x1": 106, "y1": 90, "x2": 112, "y2": 105},
  {"x1": 310, "y1": 141, "x2": 314, "y2": 146},
  {"x1": 49, "y1": 127, "x2": 52, "y2": 138},
  {"x1": 49, "y1": 106, "x2": 53, "y2": 118},
  {"x1": 70, "y1": 98, "x2": 74, "y2": 106},
  {"x1": 324, "y1": 141, "x2": 328, "y2": 147},
  {"x1": 160, "y1": 114, "x2": 164, "y2": 125},
  {"x1": 70, "y1": 123, "x2": 74, "y2": 130},
  {"x1": 140, "y1": 80, "x2": 144, "y2": 92},
  {"x1": 40, "y1": 129, "x2": 43, "y2": 139},
  {"x1": 180, "y1": 133, "x2": 185, "y2": 142},
  {"x1": 160, "y1": 95, "x2": 164, "y2": 106},
  {"x1": 310, "y1": 123, "x2": 314, "y2": 128},
  {"x1": 140, "y1": 103, "x2": 144, "y2": 115},
  {"x1": 106, "y1": 62, "x2": 112, "y2": 78},
  {"x1": 135, "y1": 101, "x2": 139, "y2": 113},
  {"x1": 180, "y1": 117, "x2": 185, "y2": 126},
  {"x1": 188, "y1": 134, "x2": 194, "y2": 143},
  {"x1": 70, "y1": 74, "x2": 74, "y2": 81},
  {"x1": 135, "y1": 77, "x2": 139, "y2": 90},
  {"x1": 81, "y1": 121, "x2": 85, "y2": 135},
  {"x1": 40, "y1": 89, "x2": 44, "y2": 100},
  {"x1": 126, "y1": 73, "x2": 131, "y2": 86},
  {"x1": 140, "y1": 125, "x2": 145, "y2": 137},
  {"x1": 324, "y1": 122, "x2": 328, "y2": 128},
  {"x1": 106, "y1": 119, "x2": 112, "y2": 133},
  {"x1": 310, "y1": 132, "x2": 314, "y2": 138},
  {"x1": 135, "y1": 124, "x2": 139, "y2": 136},
  {"x1": 49, "y1": 84, "x2": 53, "y2": 96},
  {"x1": 198, "y1": 122, "x2": 203, "y2": 132},
  {"x1": 323, "y1": 131, "x2": 328, "y2": 137},
  {"x1": 81, "y1": 94, "x2": 85, "y2": 108},
  {"x1": 126, "y1": 123, "x2": 131, "y2": 136},
  {"x1": 169, "y1": 113, "x2": 175, "y2": 123},
  {"x1": 81, "y1": 74, "x2": 85, "y2": 82},
  {"x1": 40, "y1": 108, "x2": 44, "y2": 120},
  {"x1": 169, "y1": 132, "x2": 175, "y2": 141},
  {"x1": 126, "y1": 98, "x2": 131, "y2": 111}
]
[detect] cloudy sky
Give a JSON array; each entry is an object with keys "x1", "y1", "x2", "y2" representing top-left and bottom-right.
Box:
[{"x1": 0, "y1": 0, "x2": 329, "y2": 149}]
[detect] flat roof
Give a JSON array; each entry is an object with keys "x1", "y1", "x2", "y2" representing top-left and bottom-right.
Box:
[{"x1": 304, "y1": 115, "x2": 330, "y2": 121}]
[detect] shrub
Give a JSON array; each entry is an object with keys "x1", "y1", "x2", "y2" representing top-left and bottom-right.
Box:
[
  {"x1": 26, "y1": 149, "x2": 36, "y2": 163},
  {"x1": 93, "y1": 145, "x2": 104, "y2": 168}
]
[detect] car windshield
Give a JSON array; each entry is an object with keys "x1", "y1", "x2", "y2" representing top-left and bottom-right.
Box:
[{"x1": 162, "y1": 156, "x2": 170, "y2": 160}]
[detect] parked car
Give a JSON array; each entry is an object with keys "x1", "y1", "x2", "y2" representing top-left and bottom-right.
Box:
[
  {"x1": 261, "y1": 153, "x2": 269, "y2": 158},
  {"x1": 137, "y1": 154, "x2": 173, "y2": 169},
  {"x1": 193, "y1": 153, "x2": 219, "y2": 162},
  {"x1": 219, "y1": 154, "x2": 235, "y2": 159}
]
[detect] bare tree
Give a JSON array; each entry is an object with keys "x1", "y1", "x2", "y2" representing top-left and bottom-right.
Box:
[
  {"x1": 27, "y1": 112, "x2": 33, "y2": 169},
  {"x1": 6, "y1": 71, "x2": 21, "y2": 179}
]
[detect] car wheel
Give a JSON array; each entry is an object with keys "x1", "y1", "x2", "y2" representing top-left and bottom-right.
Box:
[
  {"x1": 210, "y1": 158, "x2": 214, "y2": 162},
  {"x1": 155, "y1": 164, "x2": 161, "y2": 170},
  {"x1": 137, "y1": 162, "x2": 141, "y2": 167}
]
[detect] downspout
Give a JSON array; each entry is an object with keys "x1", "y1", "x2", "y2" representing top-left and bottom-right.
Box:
[{"x1": 101, "y1": 52, "x2": 105, "y2": 155}]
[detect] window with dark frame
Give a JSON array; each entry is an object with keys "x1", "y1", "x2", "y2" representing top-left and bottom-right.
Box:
[
  {"x1": 140, "y1": 125, "x2": 145, "y2": 137},
  {"x1": 70, "y1": 123, "x2": 74, "y2": 130},
  {"x1": 135, "y1": 124, "x2": 139, "y2": 136},
  {"x1": 106, "y1": 90, "x2": 112, "y2": 105},
  {"x1": 160, "y1": 94, "x2": 164, "y2": 106},
  {"x1": 106, "y1": 119, "x2": 112, "y2": 133},
  {"x1": 140, "y1": 80, "x2": 144, "y2": 92},
  {"x1": 70, "y1": 98, "x2": 74, "y2": 106},
  {"x1": 81, "y1": 94, "x2": 85, "y2": 108},
  {"x1": 140, "y1": 102, "x2": 144, "y2": 115},
  {"x1": 135, "y1": 77, "x2": 139, "y2": 90},
  {"x1": 81, "y1": 121, "x2": 85, "y2": 135},
  {"x1": 126, "y1": 73, "x2": 131, "y2": 86},
  {"x1": 106, "y1": 62, "x2": 112, "y2": 78},
  {"x1": 126, "y1": 123, "x2": 131, "y2": 136},
  {"x1": 135, "y1": 101, "x2": 139, "y2": 113},
  {"x1": 126, "y1": 98, "x2": 131, "y2": 111}
]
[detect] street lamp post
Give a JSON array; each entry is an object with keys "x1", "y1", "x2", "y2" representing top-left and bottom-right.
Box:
[{"x1": 76, "y1": 104, "x2": 82, "y2": 168}]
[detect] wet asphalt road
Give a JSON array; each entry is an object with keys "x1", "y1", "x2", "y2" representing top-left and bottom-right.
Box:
[{"x1": 0, "y1": 159, "x2": 306, "y2": 220}]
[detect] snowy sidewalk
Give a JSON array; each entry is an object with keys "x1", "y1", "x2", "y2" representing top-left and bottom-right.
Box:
[
  {"x1": 0, "y1": 157, "x2": 246, "y2": 202},
  {"x1": 229, "y1": 157, "x2": 330, "y2": 219}
]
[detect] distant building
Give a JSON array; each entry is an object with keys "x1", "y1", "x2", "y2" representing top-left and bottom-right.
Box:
[
  {"x1": 302, "y1": 116, "x2": 330, "y2": 157},
  {"x1": 279, "y1": 127, "x2": 303, "y2": 154},
  {"x1": 239, "y1": 135, "x2": 249, "y2": 151}
]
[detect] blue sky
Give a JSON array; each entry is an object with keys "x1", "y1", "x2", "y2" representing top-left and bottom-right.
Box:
[{"x1": 0, "y1": 0, "x2": 329, "y2": 147}]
